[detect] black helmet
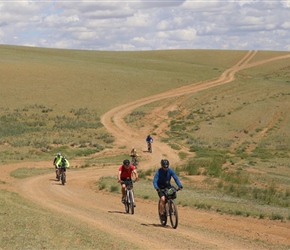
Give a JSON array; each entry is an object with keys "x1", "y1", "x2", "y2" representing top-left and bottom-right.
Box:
[
  {"x1": 123, "y1": 159, "x2": 130, "y2": 165},
  {"x1": 161, "y1": 159, "x2": 169, "y2": 168}
]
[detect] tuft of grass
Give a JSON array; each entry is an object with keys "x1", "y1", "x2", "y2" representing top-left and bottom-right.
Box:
[
  {"x1": 169, "y1": 143, "x2": 181, "y2": 150},
  {"x1": 138, "y1": 169, "x2": 153, "y2": 179},
  {"x1": 181, "y1": 159, "x2": 202, "y2": 175},
  {"x1": 178, "y1": 151, "x2": 188, "y2": 160},
  {"x1": 98, "y1": 182, "x2": 106, "y2": 190},
  {"x1": 125, "y1": 111, "x2": 146, "y2": 123},
  {"x1": 270, "y1": 213, "x2": 284, "y2": 221},
  {"x1": 110, "y1": 185, "x2": 119, "y2": 193},
  {"x1": 195, "y1": 203, "x2": 212, "y2": 210}
]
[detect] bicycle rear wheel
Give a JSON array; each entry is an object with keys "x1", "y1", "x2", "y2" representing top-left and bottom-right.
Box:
[
  {"x1": 128, "y1": 190, "x2": 134, "y2": 215},
  {"x1": 168, "y1": 200, "x2": 178, "y2": 229},
  {"x1": 158, "y1": 200, "x2": 167, "y2": 226}
]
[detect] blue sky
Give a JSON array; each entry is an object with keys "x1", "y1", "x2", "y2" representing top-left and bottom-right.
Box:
[{"x1": 0, "y1": 0, "x2": 290, "y2": 51}]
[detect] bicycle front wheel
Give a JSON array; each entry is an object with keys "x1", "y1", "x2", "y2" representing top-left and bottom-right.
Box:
[
  {"x1": 168, "y1": 200, "x2": 178, "y2": 229},
  {"x1": 61, "y1": 172, "x2": 66, "y2": 185},
  {"x1": 124, "y1": 191, "x2": 129, "y2": 213},
  {"x1": 128, "y1": 190, "x2": 134, "y2": 215}
]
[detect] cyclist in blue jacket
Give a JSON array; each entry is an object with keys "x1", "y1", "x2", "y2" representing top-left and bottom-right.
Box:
[
  {"x1": 146, "y1": 135, "x2": 153, "y2": 144},
  {"x1": 153, "y1": 159, "x2": 183, "y2": 220}
]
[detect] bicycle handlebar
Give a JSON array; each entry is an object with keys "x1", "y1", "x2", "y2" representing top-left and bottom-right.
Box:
[
  {"x1": 158, "y1": 186, "x2": 181, "y2": 192},
  {"x1": 120, "y1": 179, "x2": 137, "y2": 185}
]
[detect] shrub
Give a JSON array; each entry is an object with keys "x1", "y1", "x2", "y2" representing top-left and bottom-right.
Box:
[{"x1": 110, "y1": 185, "x2": 119, "y2": 193}]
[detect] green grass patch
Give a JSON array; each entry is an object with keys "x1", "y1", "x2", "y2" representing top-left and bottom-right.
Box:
[{"x1": 10, "y1": 167, "x2": 52, "y2": 179}]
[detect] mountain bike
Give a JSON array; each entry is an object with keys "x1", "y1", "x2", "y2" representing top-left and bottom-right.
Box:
[
  {"x1": 121, "y1": 178, "x2": 136, "y2": 214},
  {"x1": 147, "y1": 141, "x2": 152, "y2": 153},
  {"x1": 131, "y1": 155, "x2": 138, "y2": 168},
  {"x1": 158, "y1": 186, "x2": 179, "y2": 229},
  {"x1": 57, "y1": 166, "x2": 66, "y2": 185}
]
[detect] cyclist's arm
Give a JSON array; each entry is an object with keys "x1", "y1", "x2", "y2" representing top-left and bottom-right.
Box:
[
  {"x1": 170, "y1": 169, "x2": 183, "y2": 188},
  {"x1": 118, "y1": 170, "x2": 122, "y2": 182},
  {"x1": 66, "y1": 160, "x2": 70, "y2": 168},
  {"x1": 153, "y1": 170, "x2": 159, "y2": 190},
  {"x1": 132, "y1": 169, "x2": 138, "y2": 180}
]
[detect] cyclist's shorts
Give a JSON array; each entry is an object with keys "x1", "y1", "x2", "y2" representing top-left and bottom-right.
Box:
[
  {"x1": 121, "y1": 178, "x2": 132, "y2": 182},
  {"x1": 157, "y1": 190, "x2": 167, "y2": 198}
]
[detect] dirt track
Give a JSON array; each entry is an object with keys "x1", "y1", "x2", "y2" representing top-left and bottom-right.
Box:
[{"x1": 2, "y1": 50, "x2": 290, "y2": 249}]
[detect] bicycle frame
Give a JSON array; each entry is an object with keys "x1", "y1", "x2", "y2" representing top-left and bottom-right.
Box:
[{"x1": 121, "y1": 178, "x2": 136, "y2": 214}]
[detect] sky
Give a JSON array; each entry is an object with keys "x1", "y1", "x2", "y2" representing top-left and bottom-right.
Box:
[{"x1": 0, "y1": 0, "x2": 290, "y2": 51}]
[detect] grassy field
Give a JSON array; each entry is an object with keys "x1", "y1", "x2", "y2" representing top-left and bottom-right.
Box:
[
  {"x1": 1, "y1": 45, "x2": 290, "y2": 249},
  {"x1": 0, "y1": 45, "x2": 249, "y2": 162}
]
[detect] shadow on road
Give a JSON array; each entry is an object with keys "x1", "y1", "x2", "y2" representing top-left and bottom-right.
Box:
[
  {"x1": 49, "y1": 179, "x2": 66, "y2": 185},
  {"x1": 141, "y1": 223, "x2": 170, "y2": 228},
  {"x1": 108, "y1": 210, "x2": 127, "y2": 215}
]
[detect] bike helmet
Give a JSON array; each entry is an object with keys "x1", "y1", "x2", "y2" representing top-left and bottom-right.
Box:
[
  {"x1": 57, "y1": 152, "x2": 61, "y2": 156},
  {"x1": 62, "y1": 156, "x2": 66, "y2": 161},
  {"x1": 161, "y1": 159, "x2": 169, "y2": 168},
  {"x1": 123, "y1": 159, "x2": 130, "y2": 165}
]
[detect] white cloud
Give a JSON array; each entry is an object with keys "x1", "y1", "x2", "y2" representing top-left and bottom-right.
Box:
[
  {"x1": 281, "y1": 0, "x2": 290, "y2": 7},
  {"x1": 157, "y1": 20, "x2": 170, "y2": 30},
  {"x1": 281, "y1": 21, "x2": 290, "y2": 29},
  {"x1": 0, "y1": 0, "x2": 289, "y2": 51}
]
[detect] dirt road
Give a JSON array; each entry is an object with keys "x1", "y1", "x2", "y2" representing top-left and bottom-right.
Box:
[{"x1": 2, "y1": 51, "x2": 290, "y2": 249}]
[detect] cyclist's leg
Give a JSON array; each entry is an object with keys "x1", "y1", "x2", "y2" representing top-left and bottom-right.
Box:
[
  {"x1": 159, "y1": 194, "x2": 166, "y2": 215},
  {"x1": 121, "y1": 183, "x2": 126, "y2": 203},
  {"x1": 56, "y1": 167, "x2": 61, "y2": 179},
  {"x1": 132, "y1": 188, "x2": 136, "y2": 207},
  {"x1": 55, "y1": 166, "x2": 58, "y2": 178}
]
